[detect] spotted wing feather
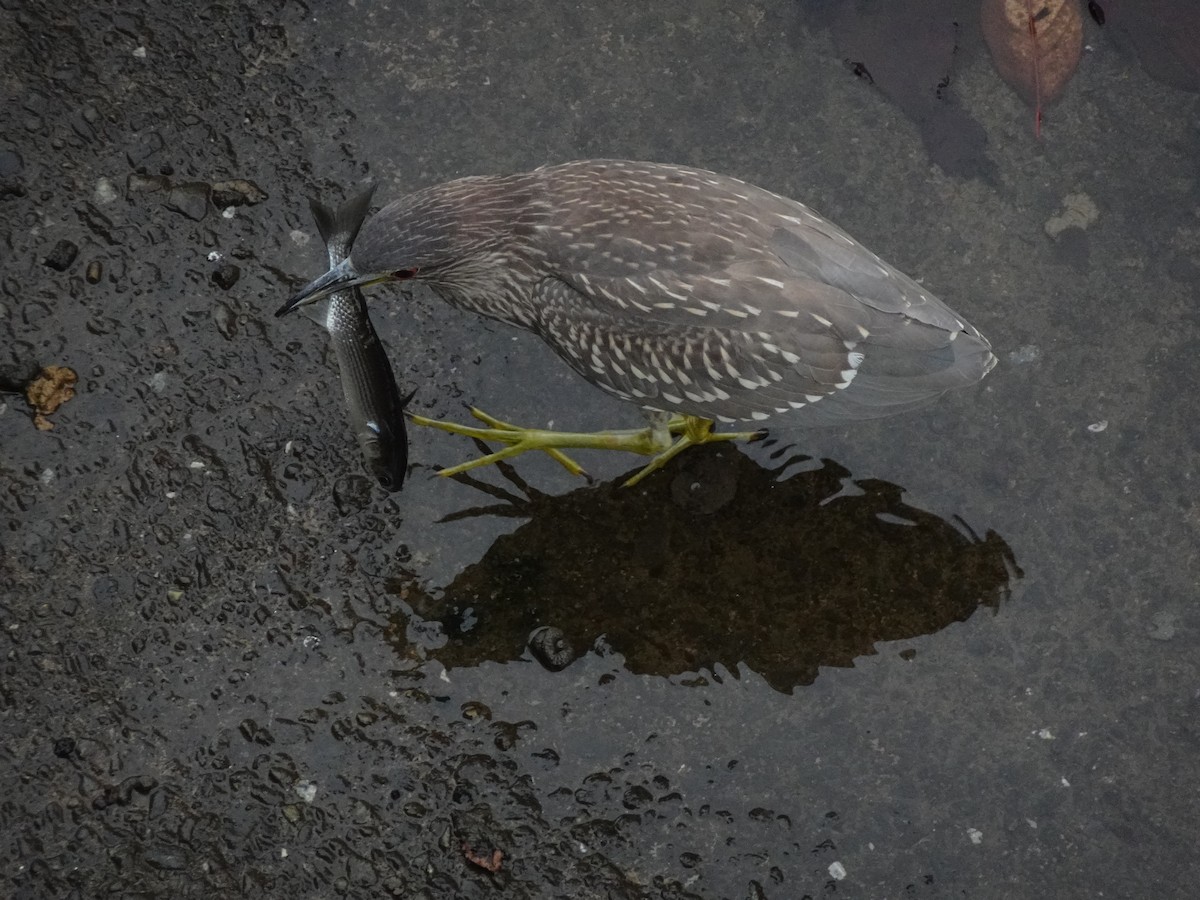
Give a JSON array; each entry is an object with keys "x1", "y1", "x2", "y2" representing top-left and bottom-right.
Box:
[
  {"x1": 528, "y1": 161, "x2": 993, "y2": 425},
  {"x1": 533, "y1": 274, "x2": 855, "y2": 423}
]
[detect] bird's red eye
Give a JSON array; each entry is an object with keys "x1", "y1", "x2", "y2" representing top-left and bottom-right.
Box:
[{"x1": 393, "y1": 268, "x2": 418, "y2": 279}]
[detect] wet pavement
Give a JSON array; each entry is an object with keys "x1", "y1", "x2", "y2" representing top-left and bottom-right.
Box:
[{"x1": 2, "y1": 1, "x2": 1198, "y2": 897}]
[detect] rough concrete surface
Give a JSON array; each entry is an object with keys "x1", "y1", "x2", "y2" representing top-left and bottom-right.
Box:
[{"x1": 2, "y1": 1, "x2": 1198, "y2": 898}]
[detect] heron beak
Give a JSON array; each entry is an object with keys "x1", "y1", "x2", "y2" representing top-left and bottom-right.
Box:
[{"x1": 275, "y1": 258, "x2": 382, "y2": 317}]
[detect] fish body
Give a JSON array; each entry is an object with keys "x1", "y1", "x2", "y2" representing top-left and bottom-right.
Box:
[{"x1": 306, "y1": 187, "x2": 409, "y2": 491}]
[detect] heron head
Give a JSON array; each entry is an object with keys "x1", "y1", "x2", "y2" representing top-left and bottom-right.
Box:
[{"x1": 276, "y1": 194, "x2": 467, "y2": 317}]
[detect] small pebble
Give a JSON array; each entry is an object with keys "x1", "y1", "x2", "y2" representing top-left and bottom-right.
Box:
[
  {"x1": 86, "y1": 260, "x2": 103, "y2": 284},
  {"x1": 212, "y1": 264, "x2": 240, "y2": 290},
  {"x1": 44, "y1": 239, "x2": 79, "y2": 271},
  {"x1": 93, "y1": 177, "x2": 119, "y2": 204}
]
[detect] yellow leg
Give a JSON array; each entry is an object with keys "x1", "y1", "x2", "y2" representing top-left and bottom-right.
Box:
[{"x1": 408, "y1": 407, "x2": 765, "y2": 486}]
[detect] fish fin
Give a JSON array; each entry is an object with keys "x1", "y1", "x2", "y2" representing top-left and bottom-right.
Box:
[{"x1": 308, "y1": 184, "x2": 377, "y2": 252}]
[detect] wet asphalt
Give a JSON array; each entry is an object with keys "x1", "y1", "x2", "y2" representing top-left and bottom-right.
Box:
[{"x1": 2, "y1": 1, "x2": 1198, "y2": 898}]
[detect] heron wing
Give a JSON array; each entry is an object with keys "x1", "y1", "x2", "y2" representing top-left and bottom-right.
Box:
[
  {"x1": 535, "y1": 262, "x2": 992, "y2": 425},
  {"x1": 532, "y1": 273, "x2": 857, "y2": 422},
  {"x1": 528, "y1": 160, "x2": 994, "y2": 424}
]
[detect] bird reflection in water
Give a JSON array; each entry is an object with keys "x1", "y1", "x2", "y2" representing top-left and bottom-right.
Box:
[{"x1": 388, "y1": 443, "x2": 1021, "y2": 693}]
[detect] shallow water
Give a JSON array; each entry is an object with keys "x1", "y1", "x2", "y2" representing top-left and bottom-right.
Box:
[{"x1": 2, "y1": 1, "x2": 1198, "y2": 897}]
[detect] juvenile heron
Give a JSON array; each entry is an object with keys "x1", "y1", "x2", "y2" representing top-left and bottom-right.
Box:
[{"x1": 278, "y1": 160, "x2": 994, "y2": 485}]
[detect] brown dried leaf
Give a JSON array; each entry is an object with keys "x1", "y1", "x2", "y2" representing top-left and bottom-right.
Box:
[
  {"x1": 26, "y1": 364, "x2": 78, "y2": 429},
  {"x1": 982, "y1": 0, "x2": 1084, "y2": 107},
  {"x1": 462, "y1": 843, "x2": 503, "y2": 873}
]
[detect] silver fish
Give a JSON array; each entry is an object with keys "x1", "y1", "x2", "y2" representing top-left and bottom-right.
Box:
[{"x1": 306, "y1": 186, "x2": 409, "y2": 491}]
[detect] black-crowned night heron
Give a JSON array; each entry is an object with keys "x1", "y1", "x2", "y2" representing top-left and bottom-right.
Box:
[{"x1": 279, "y1": 160, "x2": 994, "y2": 486}]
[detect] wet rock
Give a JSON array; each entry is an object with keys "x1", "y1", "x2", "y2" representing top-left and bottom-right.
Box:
[
  {"x1": 126, "y1": 172, "x2": 171, "y2": 194},
  {"x1": 211, "y1": 178, "x2": 268, "y2": 207},
  {"x1": 211, "y1": 263, "x2": 240, "y2": 290},
  {"x1": 529, "y1": 625, "x2": 576, "y2": 671},
  {"x1": 85, "y1": 260, "x2": 103, "y2": 284},
  {"x1": 43, "y1": 239, "x2": 78, "y2": 271},
  {"x1": 165, "y1": 181, "x2": 210, "y2": 220}
]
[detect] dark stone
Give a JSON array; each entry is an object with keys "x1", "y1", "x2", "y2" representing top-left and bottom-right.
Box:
[
  {"x1": 53, "y1": 737, "x2": 76, "y2": 758},
  {"x1": 43, "y1": 239, "x2": 79, "y2": 271},
  {"x1": 212, "y1": 263, "x2": 240, "y2": 290}
]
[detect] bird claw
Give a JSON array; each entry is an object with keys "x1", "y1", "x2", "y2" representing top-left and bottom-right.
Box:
[
  {"x1": 410, "y1": 407, "x2": 764, "y2": 486},
  {"x1": 409, "y1": 410, "x2": 590, "y2": 479}
]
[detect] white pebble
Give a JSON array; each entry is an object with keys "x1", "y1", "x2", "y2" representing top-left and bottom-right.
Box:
[{"x1": 94, "y1": 178, "x2": 119, "y2": 204}]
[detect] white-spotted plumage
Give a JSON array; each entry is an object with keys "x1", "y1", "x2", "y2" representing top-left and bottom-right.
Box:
[{"x1": 347, "y1": 159, "x2": 995, "y2": 425}]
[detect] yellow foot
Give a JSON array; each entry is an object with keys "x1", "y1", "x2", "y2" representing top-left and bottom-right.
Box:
[{"x1": 407, "y1": 407, "x2": 766, "y2": 487}]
